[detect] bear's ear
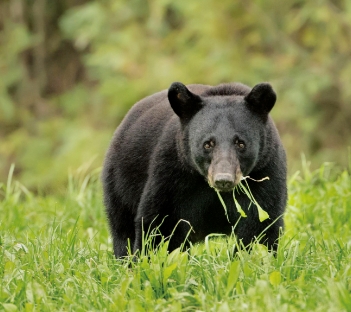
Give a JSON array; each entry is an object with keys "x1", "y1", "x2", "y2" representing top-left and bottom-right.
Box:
[
  {"x1": 168, "y1": 82, "x2": 203, "y2": 121},
  {"x1": 244, "y1": 83, "x2": 276, "y2": 118}
]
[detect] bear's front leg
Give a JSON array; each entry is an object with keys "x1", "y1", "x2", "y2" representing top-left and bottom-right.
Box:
[
  {"x1": 133, "y1": 213, "x2": 159, "y2": 256},
  {"x1": 132, "y1": 179, "x2": 172, "y2": 256},
  {"x1": 132, "y1": 177, "x2": 192, "y2": 256}
]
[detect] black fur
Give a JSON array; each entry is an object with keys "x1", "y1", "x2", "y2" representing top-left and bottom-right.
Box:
[
  {"x1": 201, "y1": 83, "x2": 251, "y2": 97},
  {"x1": 102, "y1": 82, "x2": 287, "y2": 258}
]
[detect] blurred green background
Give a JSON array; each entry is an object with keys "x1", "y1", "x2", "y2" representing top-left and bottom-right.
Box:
[{"x1": 1, "y1": 0, "x2": 351, "y2": 192}]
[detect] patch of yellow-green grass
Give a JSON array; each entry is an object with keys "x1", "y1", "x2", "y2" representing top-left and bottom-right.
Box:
[{"x1": 1, "y1": 162, "x2": 351, "y2": 311}]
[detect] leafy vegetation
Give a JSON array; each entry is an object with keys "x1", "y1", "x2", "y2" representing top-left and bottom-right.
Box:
[
  {"x1": 1, "y1": 162, "x2": 351, "y2": 311},
  {"x1": 1, "y1": 0, "x2": 351, "y2": 190}
]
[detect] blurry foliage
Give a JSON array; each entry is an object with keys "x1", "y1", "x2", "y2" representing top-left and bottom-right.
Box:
[{"x1": 1, "y1": 0, "x2": 351, "y2": 191}]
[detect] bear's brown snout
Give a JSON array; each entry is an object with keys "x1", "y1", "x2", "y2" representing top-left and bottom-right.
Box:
[{"x1": 208, "y1": 156, "x2": 242, "y2": 192}]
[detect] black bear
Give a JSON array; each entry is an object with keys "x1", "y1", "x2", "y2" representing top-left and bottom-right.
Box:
[{"x1": 102, "y1": 81, "x2": 287, "y2": 258}]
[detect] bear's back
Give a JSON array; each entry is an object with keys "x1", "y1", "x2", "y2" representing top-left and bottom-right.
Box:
[
  {"x1": 120, "y1": 82, "x2": 251, "y2": 134},
  {"x1": 120, "y1": 84, "x2": 218, "y2": 131}
]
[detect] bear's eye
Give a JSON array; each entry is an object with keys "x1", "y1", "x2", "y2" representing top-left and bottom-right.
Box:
[
  {"x1": 203, "y1": 140, "x2": 215, "y2": 150},
  {"x1": 235, "y1": 139, "x2": 245, "y2": 149}
]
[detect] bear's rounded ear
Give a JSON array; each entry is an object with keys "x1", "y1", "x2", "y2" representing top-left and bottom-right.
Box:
[
  {"x1": 244, "y1": 83, "x2": 276, "y2": 118},
  {"x1": 168, "y1": 82, "x2": 203, "y2": 121}
]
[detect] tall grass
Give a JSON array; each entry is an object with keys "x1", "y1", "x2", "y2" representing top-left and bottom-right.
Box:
[{"x1": 1, "y1": 162, "x2": 351, "y2": 311}]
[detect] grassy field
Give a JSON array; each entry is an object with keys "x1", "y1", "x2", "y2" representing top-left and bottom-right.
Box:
[{"x1": 1, "y1": 161, "x2": 351, "y2": 311}]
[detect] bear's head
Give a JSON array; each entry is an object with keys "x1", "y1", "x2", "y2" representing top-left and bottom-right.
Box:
[{"x1": 168, "y1": 81, "x2": 277, "y2": 192}]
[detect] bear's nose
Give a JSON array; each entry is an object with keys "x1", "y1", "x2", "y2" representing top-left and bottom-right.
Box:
[{"x1": 214, "y1": 173, "x2": 235, "y2": 191}]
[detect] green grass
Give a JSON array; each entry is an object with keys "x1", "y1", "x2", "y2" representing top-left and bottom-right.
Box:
[{"x1": 1, "y1": 161, "x2": 351, "y2": 311}]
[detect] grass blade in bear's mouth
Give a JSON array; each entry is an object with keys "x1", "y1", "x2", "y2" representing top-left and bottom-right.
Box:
[
  {"x1": 215, "y1": 188, "x2": 247, "y2": 223},
  {"x1": 232, "y1": 190, "x2": 247, "y2": 218},
  {"x1": 236, "y1": 179, "x2": 270, "y2": 222},
  {"x1": 215, "y1": 190, "x2": 232, "y2": 223},
  {"x1": 215, "y1": 176, "x2": 270, "y2": 223}
]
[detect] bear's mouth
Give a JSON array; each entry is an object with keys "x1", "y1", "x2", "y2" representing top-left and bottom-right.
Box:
[
  {"x1": 214, "y1": 186, "x2": 235, "y2": 193},
  {"x1": 208, "y1": 182, "x2": 238, "y2": 193},
  {"x1": 207, "y1": 174, "x2": 241, "y2": 192}
]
